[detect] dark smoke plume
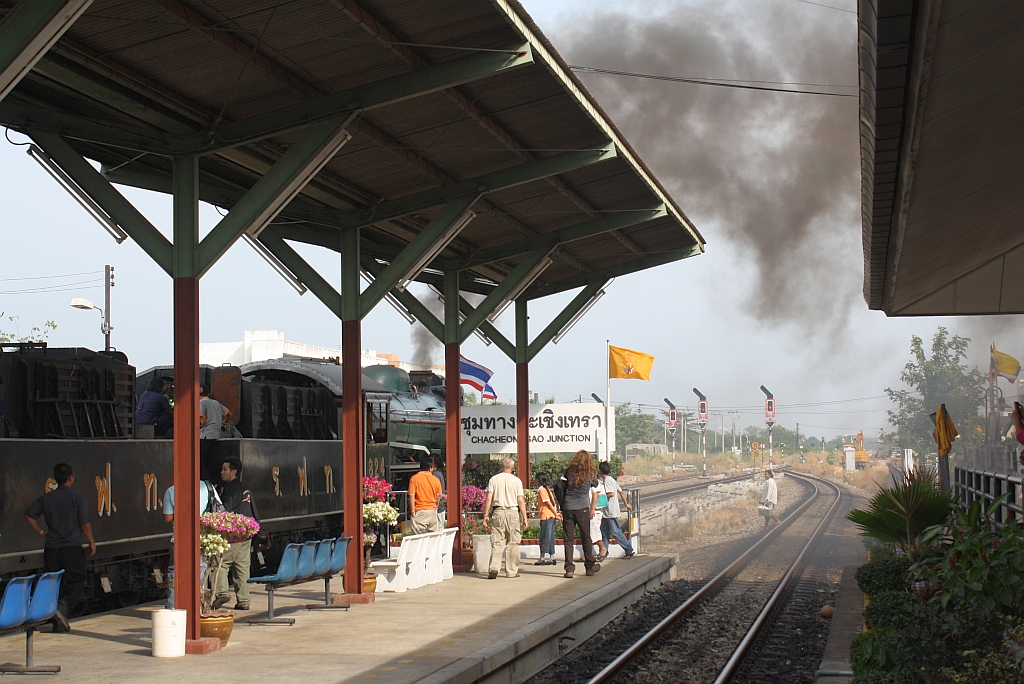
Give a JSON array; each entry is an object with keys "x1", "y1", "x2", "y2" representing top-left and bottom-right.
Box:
[
  {"x1": 554, "y1": 2, "x2": 861, "y2": 330},
  {"x1": 411, "y1": 286, "x2": 443, "y2": 368}
]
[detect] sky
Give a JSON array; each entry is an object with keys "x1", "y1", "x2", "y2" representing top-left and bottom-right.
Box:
[{"x1": 3, "y1": 0, "x2": 1023, "y2": 443}]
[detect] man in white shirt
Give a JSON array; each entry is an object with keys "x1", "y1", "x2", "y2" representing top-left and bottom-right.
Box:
[
  {"x1": 760, "y1": 470, "x2": 781, "y2": 527},
  {"x1": 482, "y1": 458, "x2": 527, "y2": 579},
  {"x1": 599, "y1": 462, "x2": 635, "y2": 558}
]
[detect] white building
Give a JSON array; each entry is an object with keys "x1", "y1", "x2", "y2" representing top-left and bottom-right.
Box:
[{"x1": 199, "y1": 330, "x2": 441, "y2": 372}]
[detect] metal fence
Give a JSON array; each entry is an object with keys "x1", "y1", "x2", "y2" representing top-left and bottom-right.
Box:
[{"x1": 954, "y1": 466, "x2": 1024, "y2": 525}]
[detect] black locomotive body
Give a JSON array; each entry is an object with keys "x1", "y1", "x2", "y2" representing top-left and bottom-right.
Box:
[{"x1": 0, "y1": 345, "x2": 445, "y2": 612}]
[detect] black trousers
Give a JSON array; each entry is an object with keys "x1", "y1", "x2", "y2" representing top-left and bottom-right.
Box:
[
  {"x1": 562, "y1": 508, "x2": 596, "y2": 572},
  {"x1": 43, "y1": 546, "x2": 87, "y2": 616}
]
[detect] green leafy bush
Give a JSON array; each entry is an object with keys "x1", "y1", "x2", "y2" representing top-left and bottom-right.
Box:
[
  {"x1": 856, "y1": 550, "x2": 912, "y2": 595},
  {"x1": 865, "y1": 590, "x2": 911, "y2": 630},
  {"x1": 521, "y1": 525, "x2": 540, "y2": 540}
]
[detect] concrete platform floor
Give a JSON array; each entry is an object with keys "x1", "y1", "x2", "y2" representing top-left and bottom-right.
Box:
[{"x1": 0, "y1": 554, "x2": 670, "y2": 683}]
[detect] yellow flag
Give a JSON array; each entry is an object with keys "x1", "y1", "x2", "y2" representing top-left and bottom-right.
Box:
[
  {"x1": 933, "y1": 404, "x2": 958, "y2": 458},
  {"x1": 609, "y1": 345, "x2": 655, "y2": 381},
  {"x1": 991, "y1": 344, "x2": 1020, "y2": 382}
]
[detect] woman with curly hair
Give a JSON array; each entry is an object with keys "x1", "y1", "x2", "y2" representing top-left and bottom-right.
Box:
[{"x1": 556, "y1": 450, "x2": 601, "y2": 579}]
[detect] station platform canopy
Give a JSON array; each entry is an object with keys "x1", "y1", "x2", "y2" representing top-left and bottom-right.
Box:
[
  {"x1": 858, "y1": 0, "x2": 1023, "y2": 316},
  {"x1": 1, "y1": 0, "x2": 703, "y2": 303}
]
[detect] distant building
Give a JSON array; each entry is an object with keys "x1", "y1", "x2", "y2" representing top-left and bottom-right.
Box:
[
  {"x1": 626, "y1": 444, "x2": 668, "y2": 457},
  {"x1": 199, "y1": 330, "x2": 443, "y2": 372}
]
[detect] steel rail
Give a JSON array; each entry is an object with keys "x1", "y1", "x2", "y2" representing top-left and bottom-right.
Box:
[
  {"x1": 713, "y1": 473, "x2": 843, "y2": 683},
  {"x1": 637, "y1": 473, "x2": 761, "y2": 505},
  {"x1": 586, "y1": 471, "x2": 824, "y2": 684}
]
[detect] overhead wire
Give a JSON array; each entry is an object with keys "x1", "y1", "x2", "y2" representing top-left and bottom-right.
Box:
[{"x1": 568, "y1": 65, "x2": 858, "y2": 97}]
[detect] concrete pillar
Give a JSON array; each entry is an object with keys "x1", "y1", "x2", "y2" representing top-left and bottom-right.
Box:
[
  {"x1": 443, "y1": 271, "x2": 463, "y2": 565},
  {"x1": 515, "y1": 299, "x2": 530, "y2": 488},
  {"x1": 341, "y1": 228, "x2": 363, "y2": 594}
]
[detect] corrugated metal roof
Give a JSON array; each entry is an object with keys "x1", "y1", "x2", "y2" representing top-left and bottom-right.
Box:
[{"x1": 3, "y1": 0, "x2": 704, "y2": 300}]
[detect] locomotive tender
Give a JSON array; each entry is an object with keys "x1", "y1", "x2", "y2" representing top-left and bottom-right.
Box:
[{"x1": 0, "y1": 343, "x2": 447, "y2": 610}]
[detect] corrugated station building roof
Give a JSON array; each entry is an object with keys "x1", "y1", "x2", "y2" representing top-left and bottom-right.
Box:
[
  {"x1": 2, "y1": 0, "x2": 704, "y2": 301},
  {"x1": 858, "y1": 0, "x2": 1023, "y2": 316}
]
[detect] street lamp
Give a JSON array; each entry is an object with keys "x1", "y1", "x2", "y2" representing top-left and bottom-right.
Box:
[
  {"x1": 591, "y1": 393, "x2": 607, "y2": 461},
  {"x1": 71, "y1": 296, "x2": 111, "y2": 351}
]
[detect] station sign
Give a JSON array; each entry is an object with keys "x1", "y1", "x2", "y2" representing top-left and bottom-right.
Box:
[{"x1": 461, "y1": 404, "x2": 616, "y2": 455}]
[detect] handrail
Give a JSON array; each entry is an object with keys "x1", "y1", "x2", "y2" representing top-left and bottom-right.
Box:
[{"x1": 954, "y1": 466, "x2": 1024, "y2": 525}]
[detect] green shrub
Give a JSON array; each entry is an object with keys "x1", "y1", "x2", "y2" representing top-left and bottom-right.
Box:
[
  {"x1": 935, "y1": 622, "x2": 1024, "y2": 683},
  {"x1": 851, "y1": 626, "x2": 903, "y2": 677},
  {"x1": 865, "y1": 590, "x2": 911, "y2": 630},
  {"x1": 855, "y1": 550, "x2": 912, "y2": 595}
]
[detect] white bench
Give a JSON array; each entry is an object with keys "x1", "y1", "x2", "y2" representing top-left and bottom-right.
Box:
[{"x1": 371, "y1": 528, "x2": 458, "y2": 593}]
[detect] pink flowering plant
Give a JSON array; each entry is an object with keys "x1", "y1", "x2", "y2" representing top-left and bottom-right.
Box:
[
  {"x1": 462, "y1": 485, "x2": 487, "y2": 512},
  {"x1": 196, "y1": 512, "x2": 258, "y2": 616},
  {"x1": 200, "y1": 511, "x2": 260, "y2": 543},
  {"x1": 362, "y1": 476, "x2": 392, "y2": 503}
]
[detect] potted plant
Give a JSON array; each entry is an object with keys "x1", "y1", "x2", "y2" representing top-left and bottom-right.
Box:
[
  {"x1": 198, "y1": 511, "x2": 260, "y2": 646},
  {"x1": 362, "y1": 500, "x2": 399, "y2": 592}
]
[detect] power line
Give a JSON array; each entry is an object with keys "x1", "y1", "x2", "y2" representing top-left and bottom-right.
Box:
[
  {"x1": 0, "y1": 270, "x2": 103, "y2": 282},
  {"x1": 791, "y1": 0, "x2": 857, "y2": 14},
  {"x1": 0, "y1": 278, "x2": 104, "y2": 295},
  {"x1": 568, "y1": 65, "x2": 858, "y2": 97}
]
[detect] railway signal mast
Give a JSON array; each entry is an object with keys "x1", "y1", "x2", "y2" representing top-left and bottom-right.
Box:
[
  {"x1": 693, "y1": 388, "x2": 709, "y2": 478},
  {"x1": 761, "y1": 385, "x2": 775, "y2": 468},
  {"x1": 664, "y1": 398, "x2": 678, "y2": 472}
]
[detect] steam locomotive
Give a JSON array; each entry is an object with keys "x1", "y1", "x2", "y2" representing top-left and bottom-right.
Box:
[{"x1": 0, "y1": 343, "x2": 447, "y2": 610}]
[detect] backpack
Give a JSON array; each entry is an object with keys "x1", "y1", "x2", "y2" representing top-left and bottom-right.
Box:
[
  {"x1": 552, "y1": 473, "x2": 569, "y2": 508},
  {"x1": 203, "y1": 481, "x2": 226, "y2": 514}
]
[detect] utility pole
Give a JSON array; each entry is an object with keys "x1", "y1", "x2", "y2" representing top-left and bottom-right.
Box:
[
  {"x1": 796, "y1": 422, "x2": 800, "y2": 450},
  {"x1": 694, "y1": 388, "x2": 708, "y2": 478},
  {"x1": 103, "y1": 265, "x2": 113, "y2": 351}
]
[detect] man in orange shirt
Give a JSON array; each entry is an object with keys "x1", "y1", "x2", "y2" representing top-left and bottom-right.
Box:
[{"x1": 407, "y1": 455, "x2": 442, "y2": 533}]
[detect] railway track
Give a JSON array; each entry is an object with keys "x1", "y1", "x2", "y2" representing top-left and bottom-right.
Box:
[
  {"x1": 635, "y1": 472, "x2": 764, "y2": 505},
  {"x1": 587, "y1": 472, "x2": 842, "y2": 684}
]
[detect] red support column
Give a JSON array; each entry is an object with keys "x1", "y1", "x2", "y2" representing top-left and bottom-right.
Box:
[
  {"x1": 445, "y1": 342, "x2": 463, "y2": 566},
  {"x1": 172, "y1": 277, "x2": 202, "y2": 641},
  {"x1": 516, "y1": 362, "x2": 530, "y2": 489},
  {"x1": 341, "y1": 319, "x2": 364, "y2": 595}
]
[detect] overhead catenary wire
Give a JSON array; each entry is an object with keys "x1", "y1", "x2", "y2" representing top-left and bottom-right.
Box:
[
  {"x1": 0, "y1": 270, "x2": 103, "y2": 282},
  {"x1": 568, "y1": 65, "x2": 858, "y2": 97}
]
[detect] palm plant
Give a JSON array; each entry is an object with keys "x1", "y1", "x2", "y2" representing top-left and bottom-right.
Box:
[{"x1": 846, "y1": 468, "x2": 955, "y2": 555}]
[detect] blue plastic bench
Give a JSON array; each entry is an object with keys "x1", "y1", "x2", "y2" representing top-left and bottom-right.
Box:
[
  {"x1": 246, "y1": 543, "x2": 301, "y2": 625},
  {"x1": 0, "y1": 571, "x2": 64, "y2": 674},
  {"x1": 306, "y1": 536, "x2": 351, "y2": 610}
]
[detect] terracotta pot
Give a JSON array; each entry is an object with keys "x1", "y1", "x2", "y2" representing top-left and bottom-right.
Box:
[
  {"x1": 199, "y1": 614, "x2": 234, "y2": 647},
  {"x1": 363, "y1": 575, "x2": 377, "y2": 593}
]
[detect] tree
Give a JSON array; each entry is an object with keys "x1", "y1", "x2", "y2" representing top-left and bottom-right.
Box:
[
  {"x1": 614, "y1": 403, "x2": 664, "y2": 452},
  {"x1": 885, "y1": 327, "x2": 985, "y2": 457},
  {"x1": 0, "y1": 315, "x2": 57, "y2": 344}
]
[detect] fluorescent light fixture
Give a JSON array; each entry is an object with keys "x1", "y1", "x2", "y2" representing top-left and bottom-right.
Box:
[
  {"x1": 361, "y1": 270, "x2": 415, "y2": 324},
  {"x1": 242, "y1": 233, "x2": 307, "y2": 295},
  {"x1": 553, "y1": 287, "x2": 608, "y2": 344},
  {"x1": 28, "y1": 145, "x2": 128, "y2": 244},
  {"x1": 245, "y1": 129, "x2": 352, "y2": 239},
  {"x1": 486, "y1": 257, "x2": 552, "y2": 322},
  {"x1": 394, "y1": 209, "x2": 475, "y2": 291}
]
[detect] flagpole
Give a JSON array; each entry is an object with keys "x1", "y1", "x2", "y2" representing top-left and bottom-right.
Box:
[{"x1": 605, "y1": 339, "x2": 611, "y2": 462}]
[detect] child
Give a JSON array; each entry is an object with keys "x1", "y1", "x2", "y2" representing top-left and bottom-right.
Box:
[{"x1": 535, "y1": 474, "x2": 561, "y2": 565}]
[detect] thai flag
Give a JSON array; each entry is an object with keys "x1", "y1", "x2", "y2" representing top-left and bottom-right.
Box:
[
  {"x1": 459, "y1": 355, "x2": 493, "y2": 392},
  {"x1": 482, "y1": 384, "x2": 497, "y2": 402}
]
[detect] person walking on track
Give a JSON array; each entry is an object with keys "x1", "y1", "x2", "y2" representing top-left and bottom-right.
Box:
[
  {"x1": 556, "y1": 450, "x2": 601, "y2": 579},
  {"x1": 482, "y1": 458, "x2": 528, "y2": 579},
  {"x1": 760, "y1": 470, "x2": 782, "y2": 528}
]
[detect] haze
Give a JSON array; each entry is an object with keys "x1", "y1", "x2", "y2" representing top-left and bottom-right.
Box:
[{"x1": 2, "y1": 0, "x2": 1021, "y2": 441}]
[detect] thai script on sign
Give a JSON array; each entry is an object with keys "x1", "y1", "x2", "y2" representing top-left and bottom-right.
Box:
[
  {"x1": 461, "y1": 405, "x2": 615, "y2": 455},
  {"x1": 95, "y1": 462, "x2": 114, "y2": 516}
]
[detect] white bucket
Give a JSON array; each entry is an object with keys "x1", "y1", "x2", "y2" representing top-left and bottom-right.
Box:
[
  {"x1": 472, "y1": 534, "x2": 491, "y2": 575},
  {"x1": 151, "y1": 609, "x2": 186, "y2": 657}
]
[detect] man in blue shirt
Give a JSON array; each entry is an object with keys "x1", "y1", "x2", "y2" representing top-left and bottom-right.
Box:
[
  {"x1": 162, "y1": 482, "x2": 216, "y2": 609},
  {"x1": 136, "y1": 377, "x2": 173, "y2": 436},
  {"x1": 24, "y1": 463, "x2": 96, "y2": 632}
]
